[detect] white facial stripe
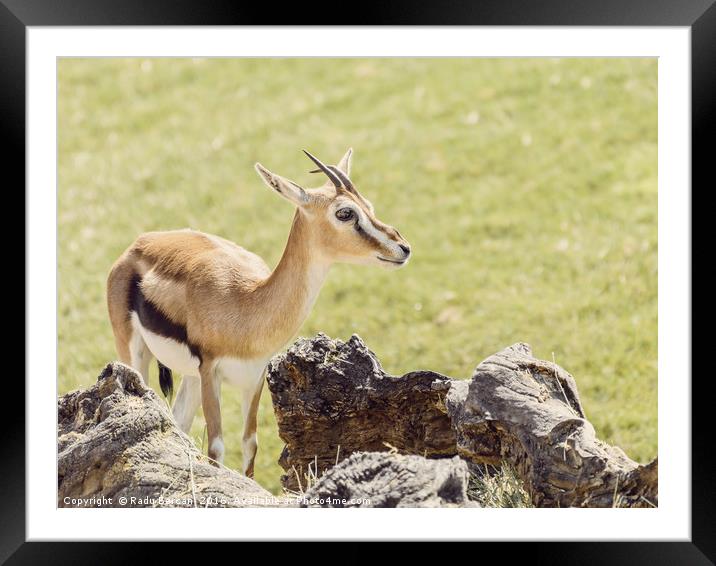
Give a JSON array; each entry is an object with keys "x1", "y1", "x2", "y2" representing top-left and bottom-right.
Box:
[
  {"x1": 332, "y1": 200, "x2": 399, "y2": 254},
  {"x1": 356, "y1": 208, "x2": 393, "y2": 247}
]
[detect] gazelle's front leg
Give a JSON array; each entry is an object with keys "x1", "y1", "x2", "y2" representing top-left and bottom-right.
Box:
[
  {"x1": 241, "y1": 371, "x2": 265, "y2": 478},
  {"x1": 199, "y1": 359, "x2": 224, "y2": 465}
]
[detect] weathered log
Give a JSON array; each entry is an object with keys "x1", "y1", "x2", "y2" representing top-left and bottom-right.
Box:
[
  {"x1": 446, "y1": 343, "x2": 658, "y2": 508},
  {"x1": 58, "y1": 362, "x2": 277, "y2": 508},
  {"x1": 301, "y1": 452, "x2": 476, "y2": 508},
  {"x1": 267, "y1": 335, "x2": 658, "y2": 507},
  {"x1": 266, "y1": 334, "x2": 457, "y2": 490}
]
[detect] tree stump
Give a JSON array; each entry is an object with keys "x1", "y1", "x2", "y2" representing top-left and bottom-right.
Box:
[{"x1": 266, "y1": 334, "x2": 457, "y2": 490}]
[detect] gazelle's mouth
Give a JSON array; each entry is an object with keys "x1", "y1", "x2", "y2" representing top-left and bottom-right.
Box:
[{"x1": 377, "y1": 256, "x2": 406, "y2": 265}]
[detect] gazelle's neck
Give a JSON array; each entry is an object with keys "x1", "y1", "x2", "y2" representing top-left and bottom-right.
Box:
[{"x1": 254, "y1": 210, "x2": 330, "y2": 351}]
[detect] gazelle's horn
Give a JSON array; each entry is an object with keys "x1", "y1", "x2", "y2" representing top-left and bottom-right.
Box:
[
  {"x1": 327, "y1": 165, "x2": 355, "y2": 192},
  {"x1": 303, "y1": 150, "x2": 341, "y2": 189}
]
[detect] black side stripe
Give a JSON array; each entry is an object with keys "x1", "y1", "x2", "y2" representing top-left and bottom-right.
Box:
[{"x1": 128, "y1": 274, "x2": 203, "y2": 363}]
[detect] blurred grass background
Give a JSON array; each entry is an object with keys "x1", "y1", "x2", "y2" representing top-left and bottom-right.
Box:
[{"x1": 58, "y1": 58, "x2": 657, "y2": 494}]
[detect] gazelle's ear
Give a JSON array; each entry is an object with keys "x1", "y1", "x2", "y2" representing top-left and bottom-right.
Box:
[
  {"x1": 336, "y1": 147, "x2": 353, "y2": 176},
  {"x1": 255, "y1": 163, "x2": 309, "y2": 206}
]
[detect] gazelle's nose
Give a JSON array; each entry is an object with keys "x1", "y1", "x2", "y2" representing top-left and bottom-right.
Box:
[{"x1": 399, "y1": 244, "x2": 411, "y2": 257}]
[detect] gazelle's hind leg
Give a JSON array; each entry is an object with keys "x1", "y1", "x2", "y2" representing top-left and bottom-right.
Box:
[
  {"x1": 128, "y1": 326, "x2": 153, "y2": 386},
  {"x1": 241, "y1": 371, "x2": 265, "y2": 478},
  {"x1": 107, "y1": 255, "x2": 152, "y2": 385},
  {"x1": 200, "y1": 359, "x2": 224, "y2": 465},
  {"x1": 173, "y1": 375, "x2": 202, "y2": 433}
]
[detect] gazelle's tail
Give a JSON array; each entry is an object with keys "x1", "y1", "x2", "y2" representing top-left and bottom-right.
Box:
[{"x1": 158, "y1": 361, "x2": 173, "y2": 402}]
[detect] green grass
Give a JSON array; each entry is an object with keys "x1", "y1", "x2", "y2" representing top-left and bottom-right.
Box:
[{"x1": 58, "y1": 58, "x2": 657, "y2": 495}]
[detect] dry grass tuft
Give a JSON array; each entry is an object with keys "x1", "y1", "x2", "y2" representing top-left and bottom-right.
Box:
[{"x1": 467, "y1": 463, "x2": 533, "y2": 508}]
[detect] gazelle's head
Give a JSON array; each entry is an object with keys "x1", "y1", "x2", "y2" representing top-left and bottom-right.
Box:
[{"x1": 255, "y1": 149, "x2": 411, "y2": 269}]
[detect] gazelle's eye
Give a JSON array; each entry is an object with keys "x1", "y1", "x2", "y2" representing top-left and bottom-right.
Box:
[{"x1": 335, "y1": 208, "x2": 354, "y2": 222}]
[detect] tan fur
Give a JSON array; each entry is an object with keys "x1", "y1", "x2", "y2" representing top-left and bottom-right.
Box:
[
  {"x1": 106, "y1": 150, "x2": 410, "y2": 474},
  {"x1": 242, "y1": 376, "x2": 264, "y2": 478},
  {"x1": 106, "y1": 255, "x2": 136, "y2": 364},
  {"x1": 200, "y1": 358, "x2": 222, "y2": 462}
]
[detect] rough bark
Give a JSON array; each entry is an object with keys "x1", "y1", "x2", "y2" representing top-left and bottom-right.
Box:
[
  {"x1": 446, "y1": 343, "x2": 658, "y2": 508},
  {"x1": 301, "y1": 452, "x2": 476, "y2": 508},
  {"x1": 267, "y1": 335, "x2": 658, "y2": 508},
  {"x1": 58, "y1": 362, "x2": 277, "y2": 508},
  {"x1": 266, "y1": 334, "x2": 457, "y2": 491}
]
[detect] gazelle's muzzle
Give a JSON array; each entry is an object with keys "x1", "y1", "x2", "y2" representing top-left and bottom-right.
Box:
[{"x1": 377, "y1": 238, "x2": 411, "y2": 268}]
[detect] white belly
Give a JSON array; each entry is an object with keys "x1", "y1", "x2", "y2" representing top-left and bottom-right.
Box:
[
  {"x1": 131, "y1": 314, "x2": 269, "y2": 385},
  {"x1": 216, "y1": 356, "x2": 269, "y2": 391},
  {"x1": 132, "y1": 313, "x2": 200, "y2": 376}
]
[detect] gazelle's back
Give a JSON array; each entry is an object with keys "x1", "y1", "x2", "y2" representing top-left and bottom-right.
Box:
[{"x1": 131, "y1": 229, "x2": 271, "y2": 285}]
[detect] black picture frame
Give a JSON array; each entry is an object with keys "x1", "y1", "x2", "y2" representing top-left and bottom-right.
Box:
[{"x1": 7, "y1": 1, "x2": 707, "y2": 562}]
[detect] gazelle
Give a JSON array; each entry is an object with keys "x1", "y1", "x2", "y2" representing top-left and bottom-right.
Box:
[{"x1": 106, "y1": 149, "x2": 410, "y2": 476}]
